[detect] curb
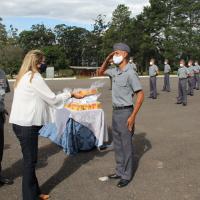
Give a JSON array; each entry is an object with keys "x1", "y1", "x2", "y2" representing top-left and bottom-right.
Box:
[{"x1": 8, "y1": 75, "x2": 178, "y2": 82}]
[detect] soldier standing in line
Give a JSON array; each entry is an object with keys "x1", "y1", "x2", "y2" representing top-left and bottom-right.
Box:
[
  {"x1": 129, "y1": 57, "x2": 137, "y2": 72},
  {"x1": 149, "y1": 58, "x2": 159, "y2": 99},
  {"x1": 177, "y1": 59, "x2": 190, "y2": 106},
  {"x1": 193, "y1": 60, "x2": 200, "y2": 90},
  {"x1": 162, "y1": 59, "x2": 171, "y2": 92},
  {"x1": 187, "y1": 60, "x2": 195, "y2": 96}
]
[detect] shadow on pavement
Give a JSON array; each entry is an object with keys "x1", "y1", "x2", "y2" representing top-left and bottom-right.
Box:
[
  {"x1": 2, "y1": 143, "x2": 61, "y2": 179},
  {"x1": 40, "y1": 149, "x2": 110, "y2": 193},
  {"x1": 103, "y1": 129, "x2": 151, "y2": 181},
  {"x1": 132, "y1": 132, "x2": 152, "y2": 178}
]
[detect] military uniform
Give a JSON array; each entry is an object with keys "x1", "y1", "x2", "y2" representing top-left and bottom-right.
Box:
[
  {"x1": 187, "y1": 66, "x2": 195, "y2": 96},
  {"x1": 108, "y1": 63, "x2": 116, "y2": 90},
  {"x1": 163, "y1": 64, "x2": 171, "y2": 92},
  {"x1": 177, "y1": 66, "x2": 189, "y2": 105},
  {"x1": 193, "y1": 64, "x2": 200, "y2": 90},
  {"x1": 105, "y1": 63, "x2": 142, "y2": 181},
  {"x1": 0, "y1": 69, "x2": 10, "y2": 173},
  {"x1": 129, "y1": 63, "x2": 137, "y2": 72},
  {"x1": 149, "y1": 65, "x2": 158, "y2": 99}
]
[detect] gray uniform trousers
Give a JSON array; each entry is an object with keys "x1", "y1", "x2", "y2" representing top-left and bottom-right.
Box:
[
  {"x1": 112, "y1": 108, "x2": 134, "y2": 181},
  {"x1": 163, "y1": 73, "x2": 170, "y2": 92},
  {"x1": 177, "y1": 78, "x2": 187, "y2": 104},
  {"x1": 187, "y1": 77, "x2": 194, "y2": 95},
  {"x1": 193, "y1": 74, "x2": 200, "y2": 90},
  {"x1": 150, "y1": 76, "x2": 157, "y2": 98}
]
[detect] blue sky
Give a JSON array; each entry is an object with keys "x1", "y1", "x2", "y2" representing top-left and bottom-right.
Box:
[
  {"x1": 3, "y1": 16, "x2": 92, "y2": 32},
  {"x1": 0, "y1": 0, "x2": 149, "y2": 33}
]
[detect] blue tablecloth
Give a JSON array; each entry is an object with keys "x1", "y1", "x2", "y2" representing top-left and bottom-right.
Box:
[{"x1": 39, "y1": 118, "x2": 96, "y2": 155}]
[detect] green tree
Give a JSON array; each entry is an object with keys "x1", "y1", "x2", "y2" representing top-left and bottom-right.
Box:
[
  {"x1": 0, "y1": 17, "x2": 7, "y2": 45},
  {"x1": 42, "y1": 45, "x2": 70, "y2": 73},
  {"x1": 0, "y1": 45, "x2": 23, "y2": 78},
  {"x1": 103, "y1": 4, "x2": 133, "y2": 53},
  {"x1": 54, "y1": 25, "x2": 90, "y2": 66},
  {"x1": 7, "y1": 25, "x2": 19, "y2": 46},
  {"x1": 19, "y1": 24, "x2": 55, "y2": 51}
]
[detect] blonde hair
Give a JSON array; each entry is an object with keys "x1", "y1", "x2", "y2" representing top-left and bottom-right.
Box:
[{"x1": 14, "y1": 50, "x2": 44, "y2": 88}]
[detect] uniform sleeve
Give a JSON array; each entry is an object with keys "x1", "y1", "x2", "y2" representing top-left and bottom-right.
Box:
[
  {"x1": 155, "y1": 65, "x2": 159, "y2": 71},
  {"x1": 186, "y1": 68, "x2": 190, "y2": 76},
  {"x1": 105, "y1": 68, "x2": 113, "y2": 77},
  {"x1": 31, "y1": 73, "x2": 71, "y2": 109},
  {"x1": 128, "y1": 71, "x2": 143, "y2": 93}
]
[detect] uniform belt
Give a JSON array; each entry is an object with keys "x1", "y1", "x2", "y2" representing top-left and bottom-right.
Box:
[{"x1": 113, "y1": 105, "x2": 133, "y2": 110}]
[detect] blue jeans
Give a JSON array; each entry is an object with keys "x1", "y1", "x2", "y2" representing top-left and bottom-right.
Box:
[{"x1": 13, "y1": 124, "x2": 42, "y2": 200}]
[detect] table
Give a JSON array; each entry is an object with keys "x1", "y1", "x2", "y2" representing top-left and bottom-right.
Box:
[{"x1": 39, "y1": 108, "x2": 108, "y2": 154}]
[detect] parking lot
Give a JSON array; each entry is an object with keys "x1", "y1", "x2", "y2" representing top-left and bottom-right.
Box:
[{"x1": 1, "y1": 77, "x2": 200, "y2": 200}]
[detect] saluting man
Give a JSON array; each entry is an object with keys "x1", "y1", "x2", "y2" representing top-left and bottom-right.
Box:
[
  {"x1": 149, "y1": 58, "x2": 159, "y2": 99},
  {"x1": 177, "y1": 59, "x2": 190, "y2": 106},
  {"x1": 97, "y1": 43, "x2": 144, "y2": 188},
  {"x1": 162, "y1": 59, "x2": 171, "y2": 92}
]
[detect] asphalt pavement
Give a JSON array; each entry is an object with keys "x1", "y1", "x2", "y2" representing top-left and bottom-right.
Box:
[{"x1": 1, "y1": 77, "x2": 200, "y2": 200}]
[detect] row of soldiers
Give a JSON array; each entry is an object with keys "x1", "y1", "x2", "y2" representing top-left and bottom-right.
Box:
[{"x1": 146, "y1": 58, "x2": 200, "y2": 106}]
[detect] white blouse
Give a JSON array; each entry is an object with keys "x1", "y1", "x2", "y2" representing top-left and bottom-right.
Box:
[{"x1": 9, "y1": 71, "x2": 71, "y2": 126}]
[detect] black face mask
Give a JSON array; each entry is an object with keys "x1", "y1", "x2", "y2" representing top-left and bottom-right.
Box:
[{"x1": 39, "y1": 63, "x2": 47, "y2": 73}]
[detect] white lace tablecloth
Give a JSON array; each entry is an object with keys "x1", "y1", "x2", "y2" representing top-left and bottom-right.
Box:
[{"x1": 53, "y1": 108, "x2": 108, "y2": 147}]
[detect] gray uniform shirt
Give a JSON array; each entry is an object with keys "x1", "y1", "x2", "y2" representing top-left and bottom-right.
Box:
[
  {"x1": 177, "y1": 66, "x2": 189, "y2": 79},
  {"x1": 0, "y1": 69, "x2": 10, "y2": 112},
  {"x1": 193, "y1": 65, "x2": 200, "y2": 74},
  {"x1": 149, "y1": 65, "x2": 158, "y2": 77},
  {"x1": 164, "y1": 64, "x2": 171, "y2": 73},
  {"x1": 105, "y1": 64, "x2": 142, "y2": 107},
  {"x1": 129, "y1": 63, "x2": 137, "y2": 72},
  {"x1": 188, "y1": 66, "x2": 195, "y2": 77}
]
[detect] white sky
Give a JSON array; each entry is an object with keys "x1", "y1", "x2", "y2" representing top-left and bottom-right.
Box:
[{"x1": 0, "y1": 0, "x2": 150, "y2": 23}]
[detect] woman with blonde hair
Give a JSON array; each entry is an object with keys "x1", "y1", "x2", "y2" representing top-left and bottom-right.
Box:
[{"x1": 9, "y1": 50, "x2": 83, "y2": 200}]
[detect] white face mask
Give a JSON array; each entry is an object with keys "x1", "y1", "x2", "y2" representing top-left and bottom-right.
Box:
[
  {"x1": 150, "y1": 62, "x2": 153, "y2": 65},
  {"x1": 113, "y1": 55, "x2": 123, "y2": 65},
  {"x1": 164, "y1": 62, "x2": 167, "y2": 65},
  {"x1": 195, "y1": 63, "x2": 198, "y2": 66},
  {"x1": 180, "y1": 63, "x2": 184, "y2": 67}
]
